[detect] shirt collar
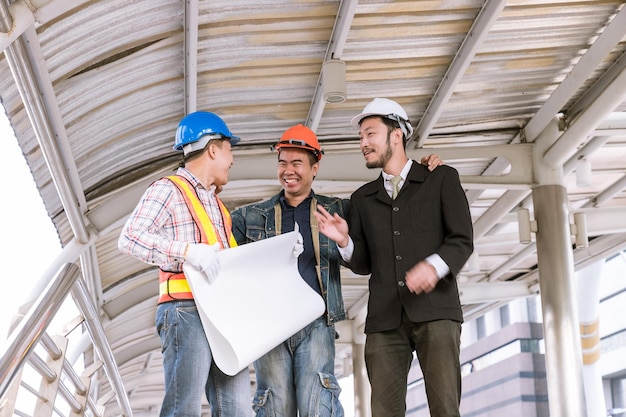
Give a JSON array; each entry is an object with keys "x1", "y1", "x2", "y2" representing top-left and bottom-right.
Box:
[
  {"x1": 382, "y1": 159, "x2": 413, "y2": 182},
  {"x1": 279, "y1": 190, "x2": 314, "y2": 208},
  {"x1": 176, "y1": 167, "x2": 217, "y2": 195}
]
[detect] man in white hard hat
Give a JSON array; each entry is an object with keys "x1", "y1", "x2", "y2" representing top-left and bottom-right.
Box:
[{"x1": 315, "y1": 98, "x2": 473, "y2": 417}]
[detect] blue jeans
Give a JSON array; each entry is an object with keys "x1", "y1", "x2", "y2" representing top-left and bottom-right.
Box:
[
  {"x1": 252, "y1": 317, "x2": 344, "y2": 417},
  {"x1": 156, "y1": 300, "x2": 251, "y2": 417}
]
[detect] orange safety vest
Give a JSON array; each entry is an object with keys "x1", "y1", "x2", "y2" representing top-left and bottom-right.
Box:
[{"x1": 158, "y1": 175, "x2": 238, "y2": 304}]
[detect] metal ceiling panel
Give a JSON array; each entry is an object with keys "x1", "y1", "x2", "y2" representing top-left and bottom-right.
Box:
[{"x1": 2, "y1": 0, "x2": 626, "y2": 415}]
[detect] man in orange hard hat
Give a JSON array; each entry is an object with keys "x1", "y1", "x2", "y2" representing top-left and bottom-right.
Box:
[{"x1": 232, "y1": 123, "x2": 442, "y2": 416}]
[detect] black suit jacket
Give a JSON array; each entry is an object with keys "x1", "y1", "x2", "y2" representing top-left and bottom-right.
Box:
[{"x1": 347, "y1": 161, "x2": 473, "y2": 333}]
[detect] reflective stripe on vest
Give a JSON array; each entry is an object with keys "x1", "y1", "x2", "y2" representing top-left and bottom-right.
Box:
[{"x1": 158, "y1": 175, "x2": 238, "y2": 304}]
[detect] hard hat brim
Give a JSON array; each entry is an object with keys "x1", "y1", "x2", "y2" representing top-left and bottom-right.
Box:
[
  {"x1": 177, "y1": 134, "x2": 241, "y2": 154},
  {"x1": 351, "y1": 112, "x2": 381, "y2": 128},
  {"x1": 273, "y1": 142, "x2": 323, "y2": 161},
  {"x1": 351, "y1": 112, "x2": 414, "y2": 138}
]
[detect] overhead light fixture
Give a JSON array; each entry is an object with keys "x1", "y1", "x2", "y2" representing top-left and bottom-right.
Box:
[
  {"x1": 322, "y1": 59, "x2": 346, "y2": 104},
  {"x1": 576, "y1": 157, "x2": 592, "y2": 187}
]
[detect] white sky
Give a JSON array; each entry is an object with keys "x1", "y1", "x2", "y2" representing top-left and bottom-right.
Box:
[{"x1": 0, "y1": 108, "x2": 61, "y2": 339}]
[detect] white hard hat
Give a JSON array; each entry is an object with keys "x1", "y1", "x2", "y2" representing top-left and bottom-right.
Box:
[{"x1": 351, "y1": 98, "x2": 414, "y2": 139}]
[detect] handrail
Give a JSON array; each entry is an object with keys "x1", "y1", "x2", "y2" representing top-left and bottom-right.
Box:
[
  {"x1": 0, "y1": 263, "x2": 79, "y2": 397},
  {"x1": 0, "y1": 262, "x2": 133, "y2": 416},
  {"x1": 72, "y1": 278, "x2": 133, "y2": 416}
]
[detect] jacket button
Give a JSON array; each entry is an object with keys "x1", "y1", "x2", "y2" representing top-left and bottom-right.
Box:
[
  {"x1": 393, "y1": 231, "x2": 400, "y2": 236},
  {"x1": 393, "y1": 207, "x2": 400, "y2": 212},
  {"x1": 395, "y1": 255, "x2": 402, "y2": 260},
  {"x1": 398, "y1": 281, "x2": 405, "y2": 287}
]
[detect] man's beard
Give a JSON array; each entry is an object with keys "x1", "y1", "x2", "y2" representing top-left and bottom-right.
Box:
[{"x1": 365, "y1": 134, "x2": 392, "y2": 169}]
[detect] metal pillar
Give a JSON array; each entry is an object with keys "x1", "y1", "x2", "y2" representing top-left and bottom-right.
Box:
[
  {"x1": 531, "y1": 116, "x2": 587, "y2": 417},
  {"x1": 533, "y1": 184, "x2": 587, "y2": 417},
  {"x1": 576, "y1": 261, "x2": 607, "y2": 416},
  {"x1": 352, "y1": 342, "x2": 371, "y2": 417}
]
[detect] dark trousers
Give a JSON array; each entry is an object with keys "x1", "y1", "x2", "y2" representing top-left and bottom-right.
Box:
[{"x1": 364, "y1": 311, "x2": 462, "y2": 417}]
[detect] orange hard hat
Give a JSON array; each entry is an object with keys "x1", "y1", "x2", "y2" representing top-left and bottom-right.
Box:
[{"x1": 272, "y1": 124, "x2": 324, "y2": 161}]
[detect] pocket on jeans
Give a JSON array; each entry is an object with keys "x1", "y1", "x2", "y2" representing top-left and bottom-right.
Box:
[
  {"x1": 155, "y1": 308, "x2": 170, "y2": 352},
  {"x1": 314, "y1": 372, "x2": 344, "y2": 417},
  {"x1": 253, "y1": 388, "x2": 273, "y2": 416}
]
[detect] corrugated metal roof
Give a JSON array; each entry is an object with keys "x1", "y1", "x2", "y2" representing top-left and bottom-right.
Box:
[{"x1": 2, "y1": 0, "x2": 626, "y2": 414}]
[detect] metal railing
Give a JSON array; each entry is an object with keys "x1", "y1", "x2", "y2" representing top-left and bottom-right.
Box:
[{"x1": 0, "y1": 263, "x2": 132, "y2": 417}]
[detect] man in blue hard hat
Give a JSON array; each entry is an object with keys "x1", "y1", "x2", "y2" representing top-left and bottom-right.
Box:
[{"x1": 119, "y1": 111, "x2": 251, "y2": 417}]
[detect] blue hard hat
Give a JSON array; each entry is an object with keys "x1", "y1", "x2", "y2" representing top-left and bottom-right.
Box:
[{"x1": 173, "y1": 111, "x2": 241, "y2": 154}]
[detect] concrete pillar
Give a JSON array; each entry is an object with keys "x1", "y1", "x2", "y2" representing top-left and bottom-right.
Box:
[{"x1": 577, "y1": 261, "x2": 607, "y2": 417}]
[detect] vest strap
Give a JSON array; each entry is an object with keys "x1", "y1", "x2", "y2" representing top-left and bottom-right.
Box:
[
  {"x1": 158, "y1": 271, "x2": 193, "y2": 303},
  {"x1": 157, "y1": 175, "x2": 237, "y2": 304}
]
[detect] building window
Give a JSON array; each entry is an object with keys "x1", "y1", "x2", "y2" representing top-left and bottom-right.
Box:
[
  {"x1": 500, "y1": 304, "x2": 510, "y2": 327},
  {"x1": 609, "y1": 376, "x2": 626, "y2": 416},
  {"x1": 460, "y1": 338, "x2": 543, "y2": 376},
  {"x1": 476, "y1": 316, "x2": 486, "y2": 339},
  {"x1": 527, "y1": 295, "x2": 540, "y2": 322}
]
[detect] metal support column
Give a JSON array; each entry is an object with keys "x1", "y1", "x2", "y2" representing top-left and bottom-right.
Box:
[
  {"x1": 352, "y1": 343, "x2": 371, "y2": 417},
  {"x1": 533, "y1": 184, "x2": 587, "y2": 417},
  {"x1": 576, "y1": 261, "x2": 607, "y2": 416},
  {"x1": 532, "y1": 116, "x2": 587, "y2": 417}
]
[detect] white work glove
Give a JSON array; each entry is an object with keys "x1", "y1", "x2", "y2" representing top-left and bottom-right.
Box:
[
  {"x1": 292, "y1": 232, "x2": 304, "y2": 258},
  {"x1": 185, "y1": 243, "x2": 221, "y2": 284}
]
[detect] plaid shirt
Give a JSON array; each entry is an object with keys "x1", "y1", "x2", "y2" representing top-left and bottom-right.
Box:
[{"x1": 118, "y1": 167, "x2": 230, "y2": 273}]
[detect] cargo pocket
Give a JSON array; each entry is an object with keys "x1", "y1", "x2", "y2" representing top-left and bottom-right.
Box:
[
  {"x1": 312, "y1": 372, "x2": 344, "y2": 417},
  {"x1": 253, "y1": 388, "x2": 274, "y2": 417}
]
